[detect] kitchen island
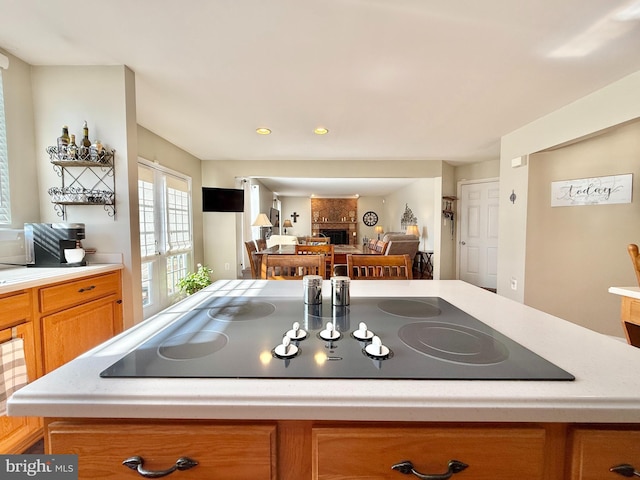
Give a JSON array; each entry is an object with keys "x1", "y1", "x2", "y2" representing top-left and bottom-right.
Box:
[{"x1": 9, "y1": 280, "x2": 640, "y2": 479}]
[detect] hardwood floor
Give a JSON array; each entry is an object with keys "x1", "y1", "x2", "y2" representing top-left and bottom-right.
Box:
[{"x1": 23, "y1": 438, "x2": 44, "y2": 453}]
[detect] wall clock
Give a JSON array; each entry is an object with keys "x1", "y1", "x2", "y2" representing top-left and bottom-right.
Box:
[{"x1": 362, "y1": 211, "x2": 378, "y2": 227}]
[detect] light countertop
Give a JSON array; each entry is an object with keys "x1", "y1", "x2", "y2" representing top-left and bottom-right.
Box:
[
  {"x1": 9, "y1": 279, "x2": 640, "y2": 424},
  {"x1": 609, "y1": 286, "x2": 640, "y2": 300},
  {"x1": 0, "y1": 263, "x2": 123, "y2": 295}
]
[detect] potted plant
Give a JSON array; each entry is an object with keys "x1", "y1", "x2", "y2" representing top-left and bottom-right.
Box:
[{"x1": 176, "y1": 264, "x2": 213, "y2": 296}]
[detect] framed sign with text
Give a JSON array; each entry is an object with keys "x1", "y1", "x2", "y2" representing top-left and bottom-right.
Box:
[{"x1": 551, "y1": 174, "x2": 633, "y2": 207}]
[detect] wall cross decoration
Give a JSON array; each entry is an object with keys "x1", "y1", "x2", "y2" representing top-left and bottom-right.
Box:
[{"x1": 291, "y1": 212, "x2": 299, "y2": 223}]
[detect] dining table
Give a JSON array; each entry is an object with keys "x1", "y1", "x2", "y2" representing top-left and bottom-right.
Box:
[{"x1": 257, "y1": 243, "x2": 379, "y2": 265}]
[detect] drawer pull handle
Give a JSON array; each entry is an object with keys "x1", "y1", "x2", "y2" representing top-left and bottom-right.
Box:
[
  {"x1": 78, "y1": 285, "x2": 96, "y2": 293},
  {"x1": 610, "y1": 464, "x2": 640, "y2": 477},
  {"x1": 392, "y1": 460, "x2": 468, "y2": 480},
  {"x1": 122, "y1": 456, "x2": 198, "y2": 478}
]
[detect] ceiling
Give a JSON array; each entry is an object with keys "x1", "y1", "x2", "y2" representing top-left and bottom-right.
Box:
[
  {"x1": 1, "y1": 0, "x2": 640, "y2": 196},
  {"x1": 256, "y1": 176, "x2": 420, "y2": 197}
]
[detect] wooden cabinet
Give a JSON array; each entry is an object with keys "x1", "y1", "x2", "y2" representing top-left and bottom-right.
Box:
[
  {"x1": 568, "y1": 427, "x2": 640, "y2": 480},
  {"x1": 41, "y1": 294, "x2": 120, "y2": 372},
  {"x1": 0, "y1": 291, "x2": 42, "y2": 453},
  {"x1": 620, "y1": 296, "x2": 640, "y2": 346},
  {"x1": 312, "y1": 424, "x2": 563, "y2": 480},
  {"x1": 47, "y1": 420, "x2": 276, "y2": 480},
  {"x1": 39, "y1": 419, "x2": 640, "y2": 480},
  {"x1": 1, "y1": 268, "x2": 122, "y2": 452},
  {"x1": 37, "y1": 271, "x2": 123, "y2": 373}
]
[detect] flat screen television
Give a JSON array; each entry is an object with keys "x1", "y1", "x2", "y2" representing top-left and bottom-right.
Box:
[{"x1": 202, "y1": 187, "x2": 244, "y2": 212}]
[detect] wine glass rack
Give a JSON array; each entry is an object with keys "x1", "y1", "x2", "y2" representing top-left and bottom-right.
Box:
[{"x1": 46, "y1": 146, "x2": 116, "y2": 220}]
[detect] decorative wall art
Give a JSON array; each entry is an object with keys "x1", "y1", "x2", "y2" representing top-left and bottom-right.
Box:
[
  {"x1": 551, "y1": 174, "x2": 633, "y2": 207},
  {"x1": 400, "y1": 203, "x2": 417, "y2": 230}
]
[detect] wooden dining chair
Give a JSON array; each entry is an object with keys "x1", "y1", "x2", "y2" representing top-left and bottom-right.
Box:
[
  {"x1": 295, "y1": 244, "x2": 334, "y2": 279},
  {"x1": 260, "y1": 254, "x2": 326, "y2": 279},
  {"x1": 244, "y1": 240, "x2": 260, "y2": 279},
  {"x1": 346, "y1": 254, "x2": 413, "y2": 280},
  {"x1": 629, "y1": 244, "x2": 640, "y2": 287},
  {"x1": 255, "y1": 238, "x2": 267, "y2": 251}
]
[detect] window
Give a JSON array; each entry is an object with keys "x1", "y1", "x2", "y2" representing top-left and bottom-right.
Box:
[
  {"x1": 0, "y1": 66, "x2": 11, "y2": 225},
  {"x1": 138, "y1": 160, "x2": 193, "y2": 318}
]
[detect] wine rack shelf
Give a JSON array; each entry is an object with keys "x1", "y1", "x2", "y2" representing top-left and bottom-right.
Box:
[{"x1": 46, "y1": 146, "x2": 116, "y2": 220}]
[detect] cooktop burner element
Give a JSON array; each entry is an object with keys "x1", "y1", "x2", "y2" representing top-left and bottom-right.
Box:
[
  {"x1": 100, "y1": 296, "x2": 574, "y2": 381},
  {"x1": 398, "y1": 322, "x2": 509, "y2": 365},
  {"x1": 378, "y1": 299, "x2": 441, "y2": 318},
  {"x1": 158, "y1": 331, "x2": 228, "y2": 360},
  {"x1": 207, "y1": 300, "x2": 275, "y2": 321}
]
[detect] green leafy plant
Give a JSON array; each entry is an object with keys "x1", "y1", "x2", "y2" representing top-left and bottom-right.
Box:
[{"x1": 177, "y1": 264, "x2": 213, "y2": 295}]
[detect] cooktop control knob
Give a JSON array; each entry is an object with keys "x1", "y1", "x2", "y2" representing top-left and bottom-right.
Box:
[
  {"x1": 353, "y1": 322, "x2": 374, "y2": 341},
  {"x1": 319, "y1": 322, "x2": 341, "y2": 341},
  {"x1": 286, "y1": 321, "x2": 307, "y2": 340},
  {"x1": 274, "y1": 336, "x2": 299, "y2": 358},
  {"x1": 364, "y1": 336, "x2": 390, "y2": 358}
]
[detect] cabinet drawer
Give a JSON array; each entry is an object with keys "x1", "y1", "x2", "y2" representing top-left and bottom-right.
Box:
[
  {"x1": 47, "y1": 421, "x2": 276, "y2": 480},
  {"x1": 39, "y1": 272, "x2": 120, "y2": 314},
  {"x1": 0, "y1": 291, "x2": 31, "y2": 328},
  {"x1": 569, "y1": 428, "x2": 640, "y2": 480},
  {"x1": 313, "y1": 426, "x2": 549, "y2": 480}
]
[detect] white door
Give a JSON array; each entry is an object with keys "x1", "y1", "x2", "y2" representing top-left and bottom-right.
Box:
[{"x1": 458, "y1": 181, "x2": 499, "y2": 289}]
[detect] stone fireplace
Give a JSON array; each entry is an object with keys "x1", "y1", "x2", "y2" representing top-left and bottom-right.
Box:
[
  {"x1": 320, "y1": 229, "x2": 348, "y2": 244},
  {"x1": 311, "y1": 198, "x2": 358, "y2": 245}
]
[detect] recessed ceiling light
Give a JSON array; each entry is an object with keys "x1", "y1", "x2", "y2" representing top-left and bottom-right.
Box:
[
  {"x1": 314, "y1": 127, "x2": 328, "y2": 135},
  {"x1": 256, "y1": 128, "x2": 271, "y2": 135}
]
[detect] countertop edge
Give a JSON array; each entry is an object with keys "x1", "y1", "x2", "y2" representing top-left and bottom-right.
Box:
[
  {"x1": 0, "y1": 263, "x2": 123, "y2": 294},
  {"x1": 609, "y1": 286, "x2": 640, "y2": 300}
]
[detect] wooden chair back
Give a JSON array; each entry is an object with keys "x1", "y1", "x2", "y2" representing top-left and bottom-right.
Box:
[
  {"x1": 255, "y1": 238, "x2": 267, "y2": 251},
  {"x1": 260, "y1": 254, "x2": 326, "y2": 280},
  {"x1": 295, "y1": 244, "x2": 334, "y2": 279},
  {"x1": 629, "y1": 244, "x2": 640, "y2": 287},
  {"x1": 244, "y1": 240, "x2": 260, "y2": 279},
  {"x1": 347, "y1": 254, "x2": 413, "y2": 280},
  {"x1": 305, "y1": 236, "x2": 330, "y2": 245}
]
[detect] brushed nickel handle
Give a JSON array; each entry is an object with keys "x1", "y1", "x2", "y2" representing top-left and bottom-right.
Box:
[
  {"x1": 610, "y1": 464, "x2": 640, "y2": 477},
  {"x1": 392, "y1": 460, "x2": 468, "y2": 480},
  {"x1": 78, "y1": 285, "x2": 96, "y2": 293},
  {"x1": 123, "y1": 456, "x2": 198, "y2": 478}
]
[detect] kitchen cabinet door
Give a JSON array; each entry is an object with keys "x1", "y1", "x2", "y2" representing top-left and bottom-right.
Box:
[
  {"x1": 47, "y1": 421, "x2": 276, "y2": 480},
  {"x1": 41, "y1": 293, "x2": 119, "y2": 373},
  {"x1": 0, "y1": 316, "x2": 43, "y2": 453},
  {"x1": 569, "y1": 427, "x2": 640, "y2": 480},
  {"x1": 313, "y1": 425, "x2": 555, "y2": 480}
]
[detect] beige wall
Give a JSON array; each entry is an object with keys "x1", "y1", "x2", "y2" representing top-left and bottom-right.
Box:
[
  {"x1": 524, "y1": 119, "x2": 640, "y2": 336},
  {"x1": 30, "y1": 65, "x2": 142, "y2": 326},
  {"x1": 500, "y1": 70, "x2": 640, "y2": 302}
]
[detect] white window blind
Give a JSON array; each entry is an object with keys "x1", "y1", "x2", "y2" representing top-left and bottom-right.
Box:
[
  {"x1": 0, "y1": 64, "x2": 11, "y2": 226},
  {"x1": 165, "y1": 174, "x2": 191, "y2": 252}
]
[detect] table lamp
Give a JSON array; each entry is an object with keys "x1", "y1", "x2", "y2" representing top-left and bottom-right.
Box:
[
  {"x1": 282, "y1": 219, "x2": 293, "y2": 234},
  {"x1": 375, "y1": 225, "x2": 384, "y2": 240},
  {"x1": 406, "y1": 224, "x2": 419, "y2": 237}
]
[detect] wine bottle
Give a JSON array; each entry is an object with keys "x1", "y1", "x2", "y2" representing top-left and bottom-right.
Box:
[
  {"x1": 79, "y1": 121, "x2": 91, "y2": 160},
  {"x1": 56, "y1": 125, "x2": 70, "y2": 160},
  {"x1": 68, "y1": 134, "x2": 78, "y2": 160},
  {"x1": 90, "y1": 139, "x2": 104, "y2": 162}
]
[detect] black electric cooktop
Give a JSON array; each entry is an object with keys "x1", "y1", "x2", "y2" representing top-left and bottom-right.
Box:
[{"x1": 100, "y1": 296, "x2": 574, "y2": 381}]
